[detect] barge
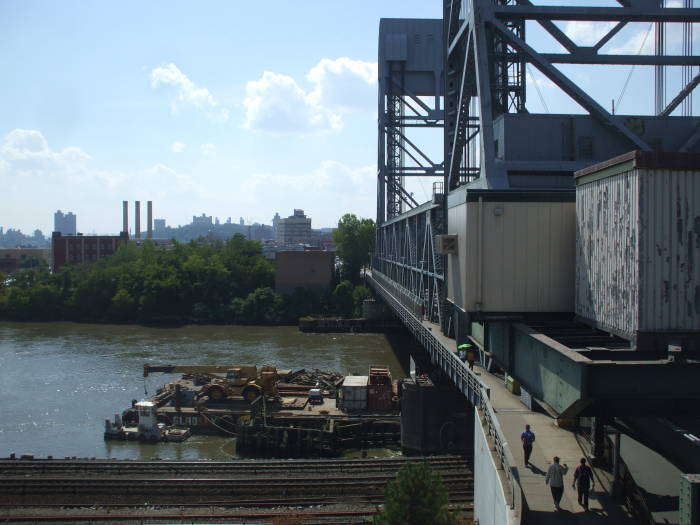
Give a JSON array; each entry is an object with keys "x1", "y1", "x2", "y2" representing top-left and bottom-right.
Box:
[{"x1": 105, "y1": 365, "x2": 402, "y2": 457}]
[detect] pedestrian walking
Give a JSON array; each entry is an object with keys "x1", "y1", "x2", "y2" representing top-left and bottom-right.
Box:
[
  {"x1": 466, "y1": 347, "x2": 476, "y2": 370},
  {"x1": 573, "y1": 457, "x2": 595, "y2": 510},
  {"x1": 457, "y1": 343, "x2": 470, "y2": 364},
  {"x1": 520, "y1": 424, "x2": 535, "y2": 466},
  {"x1": 545, "y1": 456, "x2": 569, "y2": 511}
]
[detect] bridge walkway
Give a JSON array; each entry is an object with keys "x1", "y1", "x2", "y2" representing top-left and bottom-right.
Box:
[{"x1": 420, "y1": 318, "x2": 635, "y2": 524}]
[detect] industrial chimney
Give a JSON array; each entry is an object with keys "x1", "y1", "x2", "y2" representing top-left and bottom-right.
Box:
[
  {"x1": 122, "y1": 201, "x2": 129, "y2": 236},
  {"x1": 147, "y1": 201, "x2": 153, "y2": 239},
  {"x1": 135, "y1": 201, "x2": 141, "y2": 239}
]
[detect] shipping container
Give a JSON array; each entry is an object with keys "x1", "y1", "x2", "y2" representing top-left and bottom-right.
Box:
[
  {"x1": 575, "y1": 150, "x2": 700, "y2": 340},
  {"x1": 340, "y1": 376, "x2": 368, "y2": 411},
  {"x1": 367, "y1": 367, "x2": 393, "y2": 411},
  {"x1": 446, "y1": 189, "x2": 576, "y2": 313}
]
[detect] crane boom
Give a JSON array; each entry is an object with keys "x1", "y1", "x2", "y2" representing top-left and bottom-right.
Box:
[{"x1": 143, "y1": 364, "x2": 259, "y2": 378}]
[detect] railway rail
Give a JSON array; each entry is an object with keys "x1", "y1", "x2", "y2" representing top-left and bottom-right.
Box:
[
  {"x1": 0, "y1": 454, "x2": 467, "y2": 474},
  {"x1": 0, "y1": 490, "x2": 474, "y2": 508},
  {"x1": 0, "y1": 506, "x2": 473, "y2": 524},
  {"x1": 0, "y1": 456, "x2": 473, "y2": 523}
]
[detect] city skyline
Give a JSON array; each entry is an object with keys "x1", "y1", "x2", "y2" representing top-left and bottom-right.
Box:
[{"x1": 2, "y1": 0, "x2": 694, "y2": 234}]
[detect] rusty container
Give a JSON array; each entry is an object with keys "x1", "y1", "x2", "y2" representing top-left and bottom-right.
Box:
[{"x1": 367, "y1": 366, "x2": 393, "y2": 411}]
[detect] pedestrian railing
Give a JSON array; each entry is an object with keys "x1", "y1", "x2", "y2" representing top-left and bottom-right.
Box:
[
  {"x1": 478, "y1": 388, "x2": 524, "y2": 520},
  {"x1": 367, "y1": 269, "x2": 524, "y2": 522},
  {"x1": 367, "y1": 270, "x2": 485, "y2": 405}
]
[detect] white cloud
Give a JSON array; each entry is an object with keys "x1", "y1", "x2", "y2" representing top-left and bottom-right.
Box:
[
  {"x1": 0, "y1": 129, "x2": 205, "y2": 233},
  {"x1": 526, "y1": 70, "x2": 556, "y2": 90},
  {"x1": 200, "y1": 143, "x2": 216, "y2": 155},
  {"x1": 610, "y1": 25, "x2": 656, "y2": 54},
  {"x1": 0, "y1": 129, "x2": 92, "y2": 180},
  {"x1": 243, "y1": 71, "x2": 342, "y2": 135},
  {"x1": 242, "y1": 57, "x2": 377, "y2": 135},
  {"x1": 171, "y1": 141, "x2": 185, "y2": 153},
  {"x1": 240, "y1": 160, "x2": 375, "y2": 225},
  {"x1": 307, "y1": 57, "x2": 377, "y2": 111},
  {"x1": 150, "y1": 63, "x2": 229, "y2": 121},
  {"x1": 564, "y1": 21, "x2": 617, "y2": 47}
]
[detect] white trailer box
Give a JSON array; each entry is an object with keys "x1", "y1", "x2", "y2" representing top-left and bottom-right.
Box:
[{"x1": 340, "y1": 376, "x2": 368, "y2": 411}]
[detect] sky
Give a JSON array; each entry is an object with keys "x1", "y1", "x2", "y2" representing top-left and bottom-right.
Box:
[{"x1": 0, "y1": 0, "x2": 697, "y2": 234}]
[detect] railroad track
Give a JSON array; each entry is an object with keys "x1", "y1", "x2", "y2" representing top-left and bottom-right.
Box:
[
  {"x1": 0, "y1": 456, "x2": 473, "y2": 523},
  {"x1": 0, "y1": 489, "x2": 474, "y2": 508},
  {"x1": 0, "y1": 506, "x2": 474, "y2": 524},
  {"x1": 0, "y1": 473, "x2": 474, "y2": 499},
  {"x1": 0, "y1": 455, "x2": 469, "y2": 476}
]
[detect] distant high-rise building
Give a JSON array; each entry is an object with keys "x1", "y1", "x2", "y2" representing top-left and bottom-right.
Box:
[
  {"x1": 154, "y1": 219, "x2": 166, "y2": 232},
  {"x1": 272, "y1": 212, "x2": 281, "y2": 234},
  {"x1": 276, "y1": 209, "x2": 312, "y2": 245},
  {"x1": 240, "y1": 217, "x2": 245, "y2": 226},
  {"x1": 192, "y1": 214, "x2": 213, "y2": 227},
  {"x1": 53, "y1": 210, "x2": 77, "y2": 235}
]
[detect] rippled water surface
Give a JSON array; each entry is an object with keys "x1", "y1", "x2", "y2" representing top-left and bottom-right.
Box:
[{"x1": 0, "y1": 322, "x2": 411, "y2": 460}]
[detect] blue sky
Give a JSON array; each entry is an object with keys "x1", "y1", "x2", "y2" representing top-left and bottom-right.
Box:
[{"x1": 1, "y1": 0, "x2": 696, "y2": 234}]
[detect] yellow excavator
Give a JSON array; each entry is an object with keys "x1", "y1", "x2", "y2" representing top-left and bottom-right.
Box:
[{"x1": 143, "y1": 364, "x2": 287, "y2": 403}]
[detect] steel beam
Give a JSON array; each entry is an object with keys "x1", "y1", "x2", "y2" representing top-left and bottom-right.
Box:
[
  {"x1": 494, "y1": 6, "x2": 700, "y2": 22},
  {"x1": 488, "y1": 16, "x2": 651, "y2": 150}
]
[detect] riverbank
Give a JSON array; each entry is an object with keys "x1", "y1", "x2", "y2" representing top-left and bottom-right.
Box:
[{"x1": 299, "y1": 317, "x2": 404, "y2": 333}]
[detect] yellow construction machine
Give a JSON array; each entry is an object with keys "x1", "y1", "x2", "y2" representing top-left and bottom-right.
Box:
[{"x1": 143, "y1": 364, "x2": 286, "y2": 403}]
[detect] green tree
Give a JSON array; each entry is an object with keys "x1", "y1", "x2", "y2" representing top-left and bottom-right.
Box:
[
  {"x1": 110, "y1": 289, "x2": 136, "y2": 321},
  {"x1": 231, "y1": 286, "x2": 283, "y2": 325},
  {"x1": 332, "y1": 280, "x2": 355, "y2": 317},
  {"x1": 352, "y1": 284, "x2": 371, "y2": 316},
  {"x1": 332, "y1": 214, "x2": 375, "y2": 283},
  {"x1": 373, "y1": 462, "x2": 455, "y2": 525}
]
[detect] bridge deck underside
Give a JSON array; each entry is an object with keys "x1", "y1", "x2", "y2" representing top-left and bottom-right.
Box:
[{"x1": 368, "y1": 270, "x2": 700, "y2": 420}]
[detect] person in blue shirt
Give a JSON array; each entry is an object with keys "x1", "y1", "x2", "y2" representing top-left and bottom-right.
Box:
[
  {"x1": 573, "y1": 457, "x2": 595, "y2": 510},
  {"x1": 521, "y1": 424, "x2": 535, "y2": 466}
]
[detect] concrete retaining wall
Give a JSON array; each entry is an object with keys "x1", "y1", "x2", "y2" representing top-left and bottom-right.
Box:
[{"x1": 474, "y1": 411, "x2": 516, "y2": 525}]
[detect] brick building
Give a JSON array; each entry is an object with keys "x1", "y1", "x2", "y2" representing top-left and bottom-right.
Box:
[
  {"x1": 274, "y1": 250, "x2": 335, "y2": 295},
  {"x1": 0, "y1": 248, "x2": 50, "y2": 274},
  {"x1": 51, "y1": 232, "x2": 129, "y2": 271}
]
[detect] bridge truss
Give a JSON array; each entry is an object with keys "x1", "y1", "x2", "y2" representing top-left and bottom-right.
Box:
[
  {"x1": 444, "y1": 0, "x2": 700, "y2": 191},
  {"x1": 375, "y1": 1, "x2": 700, "y2": 331}
]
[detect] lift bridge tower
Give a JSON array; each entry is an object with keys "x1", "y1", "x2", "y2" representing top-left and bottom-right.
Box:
[{"x1": 376, "y1": 0, "x2": 700, "y2": 335}]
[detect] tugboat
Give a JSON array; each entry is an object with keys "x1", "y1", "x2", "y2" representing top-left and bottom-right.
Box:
[{"x1": 104, "y1": 401, "x2": 191, "y2": 443}]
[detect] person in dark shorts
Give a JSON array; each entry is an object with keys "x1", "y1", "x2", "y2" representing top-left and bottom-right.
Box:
[
  {"x1": 573, "y1": 457, "x2": 595, "y2": 510},
  {"x1": 521, "y1": 424, "x2": 535, "y2": 465}
]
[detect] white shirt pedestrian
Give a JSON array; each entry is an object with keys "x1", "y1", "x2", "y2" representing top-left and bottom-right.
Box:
[{"x1": 545, "y1": 457, "x2": 569, "y2": 511}]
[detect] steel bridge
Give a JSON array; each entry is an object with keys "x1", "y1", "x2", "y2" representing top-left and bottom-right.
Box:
[
  {"x1": 373, "y1": 0, "x2": 700, "y2": 410},
  {"x1": 370, "y1": 3, "x2": 700, "y2": 519}
]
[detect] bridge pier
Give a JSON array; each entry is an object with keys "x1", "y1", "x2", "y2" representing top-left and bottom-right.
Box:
[{"x1": 400, "y1": 377, "x2": 473, "y2": 455}]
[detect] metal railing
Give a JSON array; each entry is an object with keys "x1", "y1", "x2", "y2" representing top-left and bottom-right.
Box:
[
  {"x1": 368, "y1": 270, "x2": 485, "y2": 405},
  {"x1": 478, "y1": 389, "x2": 523, "y2": 519},
  {"x1": 367, "y1": 269, "x2": 524, "y2": 523}
]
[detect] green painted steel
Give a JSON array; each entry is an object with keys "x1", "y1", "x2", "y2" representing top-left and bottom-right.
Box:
[{"x1": 680, "y1": 474, "x2": 700, "y2": 525}]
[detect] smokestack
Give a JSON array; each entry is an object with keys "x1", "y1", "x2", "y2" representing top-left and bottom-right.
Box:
[
  {"x1": 147, "y1": 201, "x2": 153, "y2": 239},
  {"x1": 122, "y1": 201, "x2": 129, "y2": 236},
  {"x1": 135, "y1": 201, "x2": 141, "y2": 239}
]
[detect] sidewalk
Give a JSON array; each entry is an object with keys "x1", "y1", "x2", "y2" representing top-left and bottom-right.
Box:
[{"x1": 421, "y1": 319, "x2": 635, "y2": 523}]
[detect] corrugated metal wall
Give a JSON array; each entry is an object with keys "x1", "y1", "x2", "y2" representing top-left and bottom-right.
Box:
[
  {"x1": 449, "y1": 200, "x2": 575, "y2": 313},
  {"x1": 639, "y1": 169, "x2": 700, "y2": 331},
  {"x1": 576, "y1": 167, "x2": 700, "y2": 335},
  {"x1": 575, "y1": 170, "x2": 640, "y2": 335},
  {"x1": 478, "y1": 201, "x2": 575, "y2": 312}
]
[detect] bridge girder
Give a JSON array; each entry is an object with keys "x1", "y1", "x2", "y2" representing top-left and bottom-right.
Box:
[{"x1": 443, "y1": 0, "x2": 700, "y2": 192}]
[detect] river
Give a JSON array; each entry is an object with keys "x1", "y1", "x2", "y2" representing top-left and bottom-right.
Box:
[{"x1": 0, "y1": 322, "x2": 413, "y2": 460}]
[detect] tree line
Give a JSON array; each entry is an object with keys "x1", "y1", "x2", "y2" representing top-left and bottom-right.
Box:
[{"x1": 0, "y1": 233, "x2": 371, "y2": 325}]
